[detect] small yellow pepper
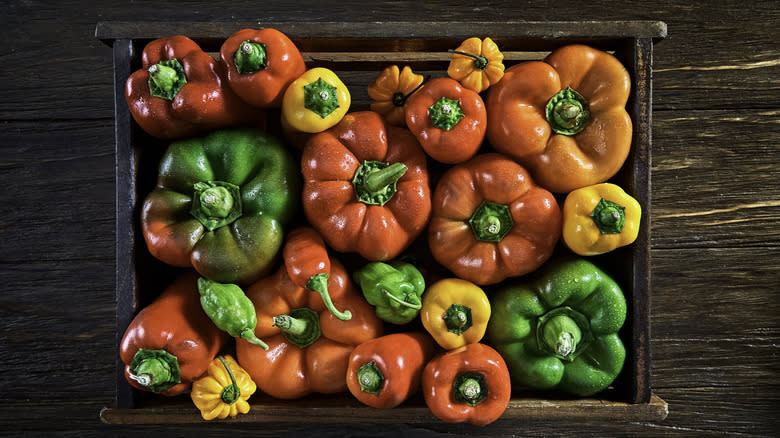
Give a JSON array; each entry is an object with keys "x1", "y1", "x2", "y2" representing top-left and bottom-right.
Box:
[
  {"x1": 367, "y1": 65, "x2": 424, "y2": 127},
  {"x1": 190, "y1": 355, "x2": 256, "y2": 421},
  {"x1": 562, "y1": 183, "x2": 642, "y2": 256},
  {"x1": 282, "y1": 67, "x2": 351, "y2": 133},
  {"x1": 447, "y1": 37, "x2": 505, "y2": 93},
  {"x1": 421, "y1": 278, "x2": 491, "y2": 350}
]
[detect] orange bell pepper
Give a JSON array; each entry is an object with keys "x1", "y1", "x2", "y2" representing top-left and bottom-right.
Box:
[
  {"x1": 346, "y1": 332, "x2": 435, "y2": 409},
  {"x1": 301, "y1": 111, "x2": 432, "y2": 261},
  {"x1": 405, "y1": 77, "x2": 487, "y2": 164},
  {"x1": 235, "y1": 258, "x2": 383, "y2": 399},
  {"x1": 485, "y1": 44, "x2": 632, "y2": 193},
  {"x1": 422, "y1": 343, "x2": 512, "y2": 426},
  {"x1": 428, "y1": 153, "x2": 561, "y2": 285},
  {"x1": 219, "y1": 28, "x2": 306, "y2": 108}
]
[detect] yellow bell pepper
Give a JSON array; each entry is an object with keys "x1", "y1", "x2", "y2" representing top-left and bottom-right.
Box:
[
  {"x1": 447, "y1": 37, "x2": 505, "y2": 93},
  {"x1": 562, "y1": 183, "x2": 642, "y2": 256},
  {"x1": 190, "y1": 355, "x2": 257, "y2": 421},
  {"x1": 282, "y1": 67, "x2": 351, "y2": 133},
  {"x1": 367, "y1": 65, "x2": 424, "y2": 127},
  {"x1": 421, "y1": 278, "x2": 491, "y2": 350}
]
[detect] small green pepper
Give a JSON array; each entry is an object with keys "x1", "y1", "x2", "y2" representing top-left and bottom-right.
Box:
[
  {"x1": 486, "y1": 257, "x2": 627, "y2": 397},
  {"x1": 353, "y1": 261, "x2": 425, "y2": 325},
  {"x1": 198, "y1": 278, "x2": 269, "y2": 350}
]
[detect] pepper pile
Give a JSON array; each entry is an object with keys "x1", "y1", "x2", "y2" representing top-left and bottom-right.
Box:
[{"x1": 119, "y1": 29, "x2": 643, "y2": 426}]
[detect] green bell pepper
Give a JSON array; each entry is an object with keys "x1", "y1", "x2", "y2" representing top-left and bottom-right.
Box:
[
  {"x1": 353, "y1": 261, "x2": 425, "y2": 325},
  {"x1": 141, "y1": 128, "x2": 299, "y2": 285},
  {"x1": 486, "y1": 257, "x2": 627, "y2": 397}
]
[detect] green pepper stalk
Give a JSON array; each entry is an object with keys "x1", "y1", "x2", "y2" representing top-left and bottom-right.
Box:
[
  {"x1": 147, "y1": 59, "x2": 187, "y2": 101},
  {"x1": 353, "y1": 261, "x2": 425, "y2": 325},
  {"x1": 356, "y1": 361, "x2": 385, "y2": 395},
  {"x1": 233, "y1": 40, "x2": 267, "y2": 75},
  {"x1": 545, "y1": 87, "x2": 590, "y2": 135},
  {"x1": 352, "y1": 161, "x2": 408, "y2": 206},
  {"x1": 273, "y1": 308, "x2": 321, "y2": 348},
  {"x1": 469, "y1": 200, "x2": 514, "y2": 242},
  {"x1": 304, "y1": 77, "x2": 340, "y2": 118},
  {"x1": 217, "y1": 356, "x2": 241, "y2": 404},
  {"x1": 428, "y1": 96, "x2": 465, "y2": 131},
  {"x1": 127, "y1": 348, "x2": 182, "y2": 393},
  {"x1": 197, "y1": 278, "x2": 269, "y2": 350}
]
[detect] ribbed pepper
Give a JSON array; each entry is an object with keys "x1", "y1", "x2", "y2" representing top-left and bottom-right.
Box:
[
  {"x1": 367, "y1": 65, "x2": 425, "y2": 127},
  {"x1": 485, "y1": 44, "x2": 632, "y2": 193},
  {"x1": 562, "y1": 183, "x2": 642, "y2": 256},
  {"x1": 420, "y1": 278, "x2": 491, "y2": 350},
  {"x1": 190, "y1": 355, "x2": 256, "y2": 420},
  {"x1": 141, "y1": 128, "x2": 299, "y2": 285},
  {"x1": 352, "y1": 260, "x2": 426, "y2": 325},
  {"x1": 486, "y1": 257, "x2": 627, "y2": 397},
  {"x1": 125, "y1": 35, "x2": 264, "y2": 139},
  {"x1": 447, "y1": 37, "x2": 505, "y2": 93}
]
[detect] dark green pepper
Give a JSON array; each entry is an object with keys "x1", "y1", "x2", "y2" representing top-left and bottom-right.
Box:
[
  {"x1": 353, "y1": 261, "x2": 425, "y2": 325},
  {"x1": 486, "y1": 257, "x2": 627, "y2": 397},
  {"x1": 197, "y1": 278, "x2": 268, "y2": 350},
  {"x1": 141, "y1": 128, "x2": 299, "y2": 285}
]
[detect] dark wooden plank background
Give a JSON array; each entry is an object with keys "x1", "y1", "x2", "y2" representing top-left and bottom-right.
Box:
[{"x1": 1, "y1": 1, "x2": 777, "y2": 436}]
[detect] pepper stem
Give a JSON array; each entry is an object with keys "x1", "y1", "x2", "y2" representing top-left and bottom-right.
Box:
[
  {"x1": 428, "y1": 96, "x2": 465, "y2": 131},
  {"x1": 443, "y1": 304, "x2": 473, "y2": 335},
  {"x1": 357, "y1": 361, "x2": 385, "y2": 395},
  {"x1": 469, "y1": 200, "x2": 514, "y2": 242},
  {"x1": 545, "y1": 87, "x2": 590, "y2": 135},
  {"x1": 392, "y1": 80, "x2": 427, "y2": 107},
  {"x1": 452, "y1": 372, "x2": 488, "y2": 406},
  {"x1": 147, "y1": 59, "x2": 187, "y2": 101},
  {"x1": 239, "y1": 327, "x2": 269, "y2": 350},
  {"x1": 536, "y1": 307, "x2": 593, "y2": 361},
  {"x1": 306, "y1": 273, "x2": 352, "y2": 321},
  {"x1": 128, "y1": 348, "x2": 181, "y2": 393},
  {"x1": 353, "y1": 160, "x2": 408, "y2": 206},
  {"x1": 382, "y1": 288, "x2": 422, "y2": 310},
  {"x1": 190, "y1": 181, "x2": 243, "y2": 231},
  {"x1": 303, "y1": 77, "x2": 340, "y2": 118},
  {"x1": 233, "y1": 40, "x2": 267, "y2": 74},
  {"x1": 273, "y1": 308, "x2": 322, "y2": 348},
  {"x1": 218, "y1": 356, "x2": 241, "y2": 404},
  {"x1": 590, "y1": 198, "x2": 627, "y2": 234},
  {"x1": 449, "y1": 49, "x2": 488, "y2": 69}
]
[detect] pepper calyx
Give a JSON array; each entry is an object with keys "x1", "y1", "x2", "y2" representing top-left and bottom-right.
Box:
[
  {"x1": 428, "y1": 96, "x2": 465, "y2": 131},
  {"x1": 443, "y1": 303, "x2": 473, "y2": 335},
  {"x1": 545, "y1": 87, "x2": 590, "y2": 135},
  {"x1": 190, "y1": 181, "x2": 243, "y2": 231},
  {"x1": 536, "y1": 306, "x2": 594, "y2": 361},
  {"x1": 469, "y1": 200, "x2": 514, "y2": 242},
  {"x1": 590, "y1": 198, "x2": 627, "y2": 234},
  {"x1": 148, "y1": 59, "x2": 187, "y2": 101},
  {"x1": 233, "y1": 40, "x2": 268, "y2": 74},
  {"x1": 357, "y1": 361, "x2": 385, "y2": 395},
  {"x1": 128, "y1": 348, "x2": 181, "y2": 393},
  {"x1": 452, "y1": 372, "x2": 488, "y2": 406},
  {"x1": 303, "y1": 77, "x2": 340, "y2": 118},
  {"x1": 352, "y1": 160, "x2": 408, "y2": 206},
  {"x1": 273, "y1": 308, "x2": 321, "y2": 348}
]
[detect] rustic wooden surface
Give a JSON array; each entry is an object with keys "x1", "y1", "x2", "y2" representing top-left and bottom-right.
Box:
[{"x1": 1, "y1": 1, "x2": 778, "y2": 436}]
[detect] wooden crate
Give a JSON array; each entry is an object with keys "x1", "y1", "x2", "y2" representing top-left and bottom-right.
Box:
[{"x1": 96, "y1": 20, "x2": 668, "y2": 424}]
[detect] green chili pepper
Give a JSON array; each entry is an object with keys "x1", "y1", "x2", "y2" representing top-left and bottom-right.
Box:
[
  {"x1": 353, "y1": 261, "x2": 425, "y2": 325},
  {"x1": 197, "y1": 278, "x2": 269, "y2": 350}
]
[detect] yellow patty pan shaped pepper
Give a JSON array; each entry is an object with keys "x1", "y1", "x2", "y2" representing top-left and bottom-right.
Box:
[
  {"x1": 447, "y1": 37, "x2": 505, "y2": 93},
  {"x1": 562, "y1": 183, "x2": 641, "y2": 256},
  {"x1": 282, "y1": 67, "x2": 351, "y2": 133},
  {"x1": 421, "y1": 278, "x2": 491, "y2": 350},
  {"x1": 190, "y1": 355, "x2": 257, "y2": 421}
]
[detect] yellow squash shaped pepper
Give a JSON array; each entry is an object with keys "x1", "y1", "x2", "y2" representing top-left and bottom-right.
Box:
[
  {"x1": 562, "y1": 183, "x2": 641, "y2": 256},
  {"x1": 282, "y1": 67, "x2": 351, "y2": 133},
  {"x1": 447, "y1": 37, "x2": 505, "y2": 93},
  {"x1": 421, "y1": 278, "x2": 491, "y2": 350},
  {"x1": 367, "y1": 65, "x2": 425, "y2": 127},
  {"x1": 190, "y1": 355, "x2": 257, "y2": 421}
]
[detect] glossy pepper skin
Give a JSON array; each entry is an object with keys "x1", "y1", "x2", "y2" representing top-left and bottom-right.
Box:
[
  {"x1": 485, "y1": 44, "x2": 632, "y2": 193},
  {"x1": 447, "y1": 37, "x2": 505, "y2": 93},
  {"x1": 353, "y1": 260, "x2": 426, "y2": 325},
  {"x1": 346, "y1": 332, "x2": 435, "y2": 409},
  {"x1": 282, "y1": 67, "x2": 351, "y2": 133},
  {"x1": 563, "y1": 183, "x2": 642, "y2": 256},
  {"x1": 367, "y1": 65, "x2": 425, "y2": 127},
  {"x1": 405, "y1": 77, "x2": 486, "y2": 164},
  {"x1": 235, "y1": 258, "x2": 383, "y2": 399},
  {"x1": 219, "y1": 28, "x2": 306, "y2": 108},
  {"x1": 302, "y1": 111, "x2": 432, "y2": 261},
  {"x1": 428, "y1": 153, "x2": 561, "y2": 285},
  {"x1": 421, "y1": 278, "x2": 491, "y2": 350},
  {"x1": 486, "y1": 257, "x2": 627, "y2": 397},
  {"x1": 119, "y1": 271, "x2": 230, "y2": 396},
  {"x1": 141, "y1": 128, "x2": 299, "y2": 286},
  {"x1": 125, "y1": 35, "x2": 264, "y2": 139},
  {"x1": 190, "y1": 355, "x2": 256, "y2": 420},
  {"x1": 282, "y1": 226, "x2": 353, "y2": 320},
  {"x1": 422, "y1": 343, "x2": 512, "y2": 426}
]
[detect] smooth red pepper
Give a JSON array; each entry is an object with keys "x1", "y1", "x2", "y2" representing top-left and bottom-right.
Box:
[
  {"x1": 219, "y1": 28, "x2": 306, "y2": 108},
  {"x1": 422, "y1": 343, "x2": 512, "y2": 426},
  {"x1": 346, "y1": 332, "x2": 436, "y2": 409},
  {"x1": 405, "y1": 77, "x2": 487, "y2": 164},
  {"x1": 125, "y1": 35, "x2": 264, "y2": 139},
  {"x1": 119, "y1": 271, "x2": 230, "y2": 396}
]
